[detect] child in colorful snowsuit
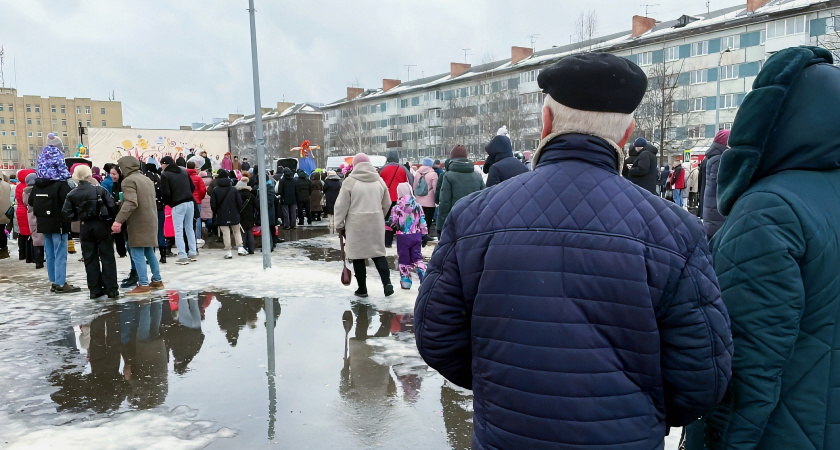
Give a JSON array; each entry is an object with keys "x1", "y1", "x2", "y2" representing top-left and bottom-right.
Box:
[{"x1": 387, "y1": 182, "x2": 428, "y2": 289}]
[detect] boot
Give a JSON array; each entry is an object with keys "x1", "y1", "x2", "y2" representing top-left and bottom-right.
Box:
[
  {"x1": 159, "y1": 247, "x2": 167, "y2": 264},
  {"x1": 55, "y1": 283, "x2": 82, "y2": 294},
  {"x1": 354, "y1": 271, "x2": 368, "y2": 298},
  {"x1": 0, "y1": 247, "x2": 9, "y2": 259},
  {"x1": 120, "y1": 270, "x2": 139, "y2": 289},
  {"x1": 416, "y1": 267, "x2": 427, "y2": 283},
  {"x1": 384, "y1": 284, "x2": 395, "y2": 297},
  {"x1": 400, "y1": 275, "x2": 412, "y2": 290}
]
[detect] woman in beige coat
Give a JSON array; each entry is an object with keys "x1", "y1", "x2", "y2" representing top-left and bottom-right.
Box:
[{"x1": 334, "y1": 153, "x2": 394, "y2": 298}]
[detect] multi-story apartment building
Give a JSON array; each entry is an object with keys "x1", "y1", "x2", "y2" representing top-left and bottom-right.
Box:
[
  {"x1": 0, "y1": 87, "x2": 123, "y2": 171},
  {"x1": 322, "y1": 0, "x2": 840, "y2": 162}
]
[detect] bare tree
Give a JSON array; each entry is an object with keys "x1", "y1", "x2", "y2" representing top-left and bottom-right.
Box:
[
  {"x1": 336, "y1": 96, "x2": 369, "y2": 155},
  {"x1": 634, "y1": 59, "x2": 687, "y2": 154},
  {"x1": 574, "y1": 10, "x2": 599, "y2": 49},
  {"x1": 817, "y1": 13, "x2": 840, "y2": 61}
]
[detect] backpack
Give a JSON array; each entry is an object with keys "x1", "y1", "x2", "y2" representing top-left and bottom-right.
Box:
[{"x1": 415, "y1": 173, "x2": 429, "y2": 197}]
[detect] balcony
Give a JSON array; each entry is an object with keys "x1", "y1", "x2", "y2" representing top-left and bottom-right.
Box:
[{"x1": 386, "y1": 140, "x2": 403, "y2": 149}]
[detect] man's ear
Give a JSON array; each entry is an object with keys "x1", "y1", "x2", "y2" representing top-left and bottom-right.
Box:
[
  {"x1": 541, "y1": 106, "x2": 552, "y2": 140},
  {"x1": 617, "y1": 119, "x2": 636, "y2": 148}
]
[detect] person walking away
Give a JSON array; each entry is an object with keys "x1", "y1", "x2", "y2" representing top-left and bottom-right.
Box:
[
  {"x1": 322, "y1": 170, "x2": 342, "y2": 229},
  {"x1": 437, "y1": 145, "x2": 484, "y2": 232},
  {"x1": 112, "y1": 156, "x2": 163, "y2": 295},
  {"x1": 627, "y1": 137, "x2": 659, "y2": 194},
  {"x1": 235, "y1": 177, "x2": 257, "y2": 254},
  {"x1": 387, "y1": 182, "x2": 428, "y2": 289},
  {"x1": 659, "y1": 164, "x2": 671, "y2": 198},
  {"x1": 62, "y1": 165, "x2": 119, "y2": 299},
  {"x1": 413, "y1": 158, "x2": 438, "y2": 230},
  {"x1": 700, "y1": 130, "x2": 730, "y2": 240},
  {"x1": 29, "y1": 137, "x2": 80, "y2": 293},
  {"x1": 186, "y1": 161, "x2": 207, "y2": 245},
  {"x1": 159, "y1": 156, "x2": 197, "y2": 265},
  {"x1": 669, "y1": 161, "x2": 686, "y2": 207},
  {"x1": 210, "y1": 169, "x2": 244, "y2": 259},
  {"x1": 15, "y1": 168, "x2": 35, "y2": 260},
  {"x1": 295, "y1": 169, "x2": 313, "y2": 225},
  {"x1": 310, "y1": 172, "x2": 324, "y2": 222},
  {"x1": 684, "y1": 46, "x2": 840, "y2": 450},
  {"x1": 334, "y1": 153, "x2": 394, "y2": 298},
  {"x1": 379, "y1": 150, "x2": 413, "y2": 247},
  {"x1": 108, "y1": 165, "x2": 128, "y2": 258},
  {"x1": 415, "y1": 53, "x2": 732, "y2": 449},
  {"x1": 277, "y1": 168, "x2": 297, "y2": 230},
  {"x1": 686, "y1": 160, "x2": 701, "y2": 214},
  {"x1": 485, "y1": 134, "x2": 528, "y2": 187},
  {"x1": 22, "y1": 173, "x2": 45, "y2": 268},
  {"x1": 0, "y1": 173, "x2": 11, "y2": 259}
]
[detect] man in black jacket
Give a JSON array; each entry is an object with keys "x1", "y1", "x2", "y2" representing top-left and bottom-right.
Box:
[
  {"x1": 159, "y1": 156, "x2": 197, "y2": 265},
  {"x1": 62, "y1": 165, "x2": 119, "y2": 299},
  {"x1": 627, "y1": 137, "x2": 658, "y2": 194},
  {"x1": 485, "y1": 134, "x2": 528, "y2": 187}
]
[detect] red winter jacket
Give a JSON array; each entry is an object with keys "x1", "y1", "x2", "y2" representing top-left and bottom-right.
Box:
[
  {"x1": 379, "y1": 164, "x2": 408, "y2": 202},
  {"x1": 15, "y1": 169, "x2": 35, "y2": 235},
  {"x1": 669, "y1": 165, "x2": 686, "y2": 190},
  {"x1": 187, "y1": 169, "x2": 207, "y2": 204}
]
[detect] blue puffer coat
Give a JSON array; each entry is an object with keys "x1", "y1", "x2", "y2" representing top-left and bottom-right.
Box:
[{"x1": 415, "y1": 134, "x2": 733, "y2": 449}]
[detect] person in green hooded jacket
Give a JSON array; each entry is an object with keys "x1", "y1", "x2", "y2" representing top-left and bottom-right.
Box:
[
  {"x1": 437, "y1": 145, "x2": 484, "y2": 231},
  {"x1": 685, "y1": 46, "x2": 840, "y2": 450}
]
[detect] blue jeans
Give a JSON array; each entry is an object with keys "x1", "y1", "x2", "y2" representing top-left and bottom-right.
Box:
[
  {"x1": 129, "y1": 246, "x2": 161, "y2": 286},
  {"x1": 157, "y1": 210, "x2": 167, "y2": 249},
  {"x1": 43, "y1": 233, "x2": 68, "y2": 285},
  {"x1": 673, "y1": 188, "x2": 684, "y2": 207},
  {"x1": 171, "y1": 202, "x2": 197, "y2": 259}
]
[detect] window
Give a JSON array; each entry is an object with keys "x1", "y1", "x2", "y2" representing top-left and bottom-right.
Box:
[
  {"x1": 690, "y1": 69, "x2": 708, "y2": 84},
  {"x1": 400, "y1": 99, "x2": 408, "y2": 108},
  {"x1": 60, "y1": 106, "x2": 65, "y2": 114},
  {"x1": 690, "y1": 41, "x2": 709, "y2": 57},
  {"x1": 77, "y1": 107, "x2": 82, "y2": 114},
  {"x1": 0, "y1": 105, "x2": 4, "y2": 111},
  {"x1": 520, "y1": 69, "x2": 539, "y2": 83},
  {"x1": 1, "y1": 145, "x2": 17, "y2": 161},
  {"x1": 721, "y1": 122, "x2": 734, "y2": 131},
  {"x1": 1, "y1": 118, "x2": 5, "y2": 124},
  {"x1": 26, "y1": 104, "x2": 31, "y2": 112},
  {"x1": 37, "y1": 132, "x2": 42, "y2": 137},
  {"x1": 52, "y1": 119, "x2": 57, "y2": 126},
  {"x1": 27, "y1": 119, "x2": 32, "y2": 125},
  {"x1": 720, "y1": 64, "x2": 738, "y2": 80},
  {"x1": 10, "y1": 131, "x2": 15, "y2": 136},
  {"x1": 8, "y1": 105, "x2": 12, "y2": 111},
  {"x1": 36, "y1": 119, "x2": 40, "y2": 125},
  {"x1": 721, "y1": 93, "x2": 738, "y2": 109},
  {"x1": 411, "y1": 96, "x2": 420, "y2": 106},
  {"x1": 100, "y1": 107, "x2": 105, "y2": 115},
  {"x1": 767, "y1": 16, "x2": 808, "y2": 39},
  {"x1": 62, "y1": 131, "x2": 68, "y2": 137},
  {"x1": 689, "y1": 97, "x2": 706, "y2": 111},
  {"x1": 51, "y1": 105, "x2": 57, "y2": 113},
  {"x1": 637, "y1": 51, "x2": 653, "y2": 66},
  {"x1": 1, "y1": 131, "x2": 5, "y2": 136},
  {"x1": 86, "y1": 120, "x2": 91, "y2": 127},
  {"x1": 100, "y1": 120, "x2": 106, "y2": 127},
  {"x1": 35, "y1": 105, "x2": 40, "y2": 113},
  {"x1": 8, "y1": 119, "x2": 13, "y2": 125},
  {"x1": 28, "y1": 131, "x2": 33, "y2": 137},
  {"x1": 665, "y1": 46, "x2": 679, "y2": 62},
  {"x1": 688, "y1": 125, "x2": 705, "y2": 139},
  {"x1": 721, "y1": 35, "x2": 740, "y2": 50},
  {"x1": 85, "y1": 106, "x2": 90, "y2": 114},
  {"x1": 61, "y1": 119, "x2": 66, "y2": 126}
]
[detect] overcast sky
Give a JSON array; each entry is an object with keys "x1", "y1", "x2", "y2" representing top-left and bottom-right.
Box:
[{"x1": 0, "y1": 0, "x2": 741, "y2": 129}]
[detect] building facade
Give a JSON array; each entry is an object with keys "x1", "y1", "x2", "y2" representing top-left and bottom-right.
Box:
[
  {"x1": 321, "y1": 0, "x2": 840, "y2": 162},
  {"x1": 0, "y1": 88, "x2": 124, "y2": 170}
]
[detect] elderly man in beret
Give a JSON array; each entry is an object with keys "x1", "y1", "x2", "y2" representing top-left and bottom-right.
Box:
[{"x1": 415, "y1": 53, "x2": 732, "y2": 449}]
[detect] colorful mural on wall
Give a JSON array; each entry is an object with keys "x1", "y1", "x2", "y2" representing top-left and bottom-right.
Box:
[{"x1": 86, "y1": 128, "x2": 229, "y2": 166}]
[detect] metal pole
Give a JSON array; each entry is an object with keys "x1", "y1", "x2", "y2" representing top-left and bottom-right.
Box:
[
  {"x1": 264, "y1": 297, "x2": 277, "y2": 440},
  {"x1": 715, "y1": 55, "x2": 722, "y2": 132},
  {"x1": 248, "y1": 0, "x2": 272, "y2": 269}
]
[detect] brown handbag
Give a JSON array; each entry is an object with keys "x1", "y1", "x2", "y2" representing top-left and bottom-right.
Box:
[{"x1": 339, "y1": 231, "x2": 352, "y2": 286}]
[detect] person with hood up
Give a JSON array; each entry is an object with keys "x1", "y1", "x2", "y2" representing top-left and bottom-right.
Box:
[
  {"x1": 236, "y1": 176, "x2": 258, "y2": 254},
  {"x1": 659, "y1": 164, "x2": 671, "y2": 198},
  {"x1": 684, "y1": 46, "x2": 840, "y2": 450},
  {"x1": 159, "y1": 156, "x2": 197, "y2": 265},
  {"x1": 379, "y1": 150, "x2": 414, "y2": 247},
  {"x1": 276, "y1": 168, "x2": 298, "y2": 230},
  {"x1": 22, "y1": 172, "x2": 45, "y2": 269},
  {"x1": 310, "y1": 172, "x2": 324, "y2": 222},
  {"x1": 700, "y1": 130, "x2": 730, "y2": 239},
  {"x1": 0, "y1": 173, "x2": 11, "y2": 259},
  {"x1": 484, "y1": 133, "x2": 529, "y2": 187},
  {"x1": 62, "y1": 165, "x2": 119, "y2": 299},
  {"x1": 112, "y1": 156, "x2": 163, "y2": 295},
  {"x1": 334, "y1": 153, "x2": 394, "y2": 298},
  {"x1": 221, "y1": 153, "x2": 233, "y2": 171},
  {"x1": 186, "y1": 161, "x2": 207, "y2": 245},
  {"x1": 437, "y1": 145, "x2": 484, "y2": 232},
  {"x1": 387, "y1": 182, "x2": 428, "y2": 290},
  {"x1": 627, "y1": 137, "x2": 659, "y2": 194},
  {"x1": 15, "y1": 168, "x2": 35, "y2": 260},
  {"x1": 322, "y1": 170, "x2": 342, "y2": 228},
  {"x1": 29, "y1": 135, "x2": 81, "y2": 293},
  {"x1": 91, "y1": 166, "x2": 103, "y2": 184},
  {"x1": 416, "y1": 53, "x2": 731, "y2": 449},
  {"x1": 413, "y1": 158, "x2": 438, "y2": 228},
  {"x1": 295, "y1": 169, "x2": 313, "y2": 226},
  {"x1": 210, "y1": 169, "x2": 245, "y2": 259}
]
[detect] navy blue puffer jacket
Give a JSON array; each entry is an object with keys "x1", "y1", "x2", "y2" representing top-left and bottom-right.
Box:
[
  {"x1": 485, "y1": 135, "x2": 528, "y2": 187},
  {"x1": 415, "y1": 134, "x2": 733, "y2": 449}
]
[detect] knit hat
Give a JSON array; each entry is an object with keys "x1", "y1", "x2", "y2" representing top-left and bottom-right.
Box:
[
  {"x1": 36, "y1": 145, "x2": 71, "y2": 181},
  {"x1": 634, "y1": 137, "x2": 647, "y2": 147},
  {"x1": 217, "y1": 169, "x2": 229, "y2": 178},
  {"x1": 396, "y1": 182, "x2": 413, "y2": 199},
  {"x1": 160, "y1": 156, "x2": 175, "y2": 166},
  {"x1": 450, "y1": 145, "x2": 468, "y2": 159},
  {"x1": 713, "y1": 130, "x2": 731, "y2": 146},
  {"x1": 46, "y1": 133, "x2": 63, "y2": 149},
  {"x1": 421, "y1": 158, "x2": 434, "y2": 167},
  {"x1": 352, "y1": 153, "x2": 371, "y2": 166},
  {"x1": 433, "y1": 160, "x2": 441, "y2": 168}
]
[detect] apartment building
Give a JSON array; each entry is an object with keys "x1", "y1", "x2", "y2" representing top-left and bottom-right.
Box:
[
  {"x1": 322, "y1": 0, "x2": 840, "y2": 161},
  {"x1": 0, "y1": 87, "x2": 123, "y2": 170}
]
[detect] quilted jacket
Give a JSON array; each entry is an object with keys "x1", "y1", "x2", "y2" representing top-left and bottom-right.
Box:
[
  {"x1": 701, "y1": 142, "x2": 727, "y2": 239},
  {"x1": 686, "y1": 48, "x2": 840, "y2": 450},
  {"x1": 415, "y1": 133, "x2": 733, "y2": 449}
]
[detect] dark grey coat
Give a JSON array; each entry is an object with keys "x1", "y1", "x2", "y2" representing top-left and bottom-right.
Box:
[{"x1": 701, "y1": 142, "x2": 727, "y2": 239}]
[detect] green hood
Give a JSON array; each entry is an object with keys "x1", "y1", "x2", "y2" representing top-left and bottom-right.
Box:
[
  {"x1": 118, "y1": 156, "x2": 142, "y2": 179},
  {"x1": 448, "y1": 158, "x2": 475, "y2": 173},
  {"x1": 718, "y1": 46, "x2": 838, "y2": 215}
]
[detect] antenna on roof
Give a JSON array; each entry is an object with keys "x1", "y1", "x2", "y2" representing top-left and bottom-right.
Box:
[
  {"x1": 461, "y1": 48, "x2": 472, "y2": 63},
  {"x1": 404, "y1": 64, "x2": 417, "y2": 81},
  {"x1": 706, "y1": 1, "x2": 710, "y2": 15},
  {"x1": 0, "y1": 46, "x2": 5, "y2": 88},
  {"x1": 527, "y1": 34, "x2": 540, "y2": 51},
  {"x1": 640, "y1": 3, "x2": 660, "y2": 16}
]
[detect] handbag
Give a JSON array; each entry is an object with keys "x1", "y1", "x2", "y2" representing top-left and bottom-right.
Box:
[
  {"x1": 4, "y1": 205, "x2": 13, "y2": 221},
  {"x1": 339, "y1": 231, "x2": 352, "y2": 286}
]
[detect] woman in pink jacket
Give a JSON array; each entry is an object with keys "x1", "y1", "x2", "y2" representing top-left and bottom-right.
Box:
[
  {"x1": 14, "y1": 168, "x2": 35, "y2": 260},
  {"x1": 413, "y1": 158, "x2": 438, "y2": 230}
]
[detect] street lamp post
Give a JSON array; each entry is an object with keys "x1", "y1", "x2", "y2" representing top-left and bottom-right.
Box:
[{"x1": 715, "y1": 48, "x2": 733, "y2": 132}]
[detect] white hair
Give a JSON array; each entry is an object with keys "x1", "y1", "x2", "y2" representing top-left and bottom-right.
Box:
[
  {"x1": 544, "y1": 95, "x2": 634, "y2": 144},
  {"x1": 72, "y1": 164, "x2": 92, "y2": 182}
]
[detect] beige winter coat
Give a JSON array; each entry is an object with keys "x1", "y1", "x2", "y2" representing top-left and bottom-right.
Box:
[
  {"x1": 333, "y1": 162, "x2": 391, "y2": 260},
  {"x1": 115, "y1": 156, "x2": 159, "y2": 248},
  {"x1": 687, "y1": 167, "x2": 700, "y2": 193},
  {"x1": 0, "y1": 174, "x2": 10, "y2": 225}
]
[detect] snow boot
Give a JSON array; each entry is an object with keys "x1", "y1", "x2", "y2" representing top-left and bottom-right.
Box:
[
  {"x1": 120, "y1": 270, "x2": 139, "y2": 289},
  {"x1": 416, "y1": 268, "x2": 426, "y2": 283},
  {"x1": 384, "y1": 284, "x2": 395, "y2": 297},
  {"x1": 400, "y1": 275, "x2": 412, "y2": 290}
]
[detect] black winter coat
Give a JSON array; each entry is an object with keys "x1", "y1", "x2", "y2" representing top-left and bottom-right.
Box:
[
  {"x1": 701, "y1": 142, "x2": 727, "y2": 238},
  {"x1": 622, "y1": 148, "x2": 639, "y2": 178},
  {"x1": 295, "y1": 171, "x2": 312, "y2": 203},
  {"x1": 322, "y1": 177, "x2": 341, "y2": 214},
  {"x1": 276, "y1": 171, "x2": 297, "y2": 205},
  {"x1": 485, "y1": 135, "x2": 528, "y2": 187},
  {"x1": 210, "y1": 178, "x2": 242, "y2": 226},
  {"x1": 236, "y1": 185, "x2": 258, "y2": 229},
  {"x1": 160, "y1": 164, "x2": 195, "y2": 207},
  {"x1": 628, "y1": 144, "x2": 658, "y2": 194},
  {"x1": 62, "y1": 181, "x2": 116, "y2": 224},
  {"x1": 29, "y1": 178, "x2": 72, "y2": 234}
]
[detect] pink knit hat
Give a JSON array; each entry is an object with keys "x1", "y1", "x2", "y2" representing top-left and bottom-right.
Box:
[
  {"x1": 352, "y1": 153, "x2": 371, "y2": 166},
  {"x1": 714, "y1": 130, "x2": 731, "y2": 146}
]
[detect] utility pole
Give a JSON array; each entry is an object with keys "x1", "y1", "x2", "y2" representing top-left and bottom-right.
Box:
[
  {"x1": 462, "y1": 48, "x2": 472, "y2": 63},
  {"x1": 247, "y1": 0, "x2": 272, "y2": 269},
  {"x1": 404, "y1": 64, "x2": 417, "y2": 82}
]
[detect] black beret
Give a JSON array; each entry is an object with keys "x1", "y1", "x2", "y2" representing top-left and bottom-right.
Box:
[{"x1": 538, "y1": 53, "x2": 647, "y2": 114}]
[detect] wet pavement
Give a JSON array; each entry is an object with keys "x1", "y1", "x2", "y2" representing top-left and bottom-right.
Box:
[{"x1": 0, "y1": 226, "x2": 471, "y2": 449}]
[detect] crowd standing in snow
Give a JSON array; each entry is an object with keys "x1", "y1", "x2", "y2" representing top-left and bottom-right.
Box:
[{"x1": 3, "y1": 45, "x2": 840, "y2": 450}]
